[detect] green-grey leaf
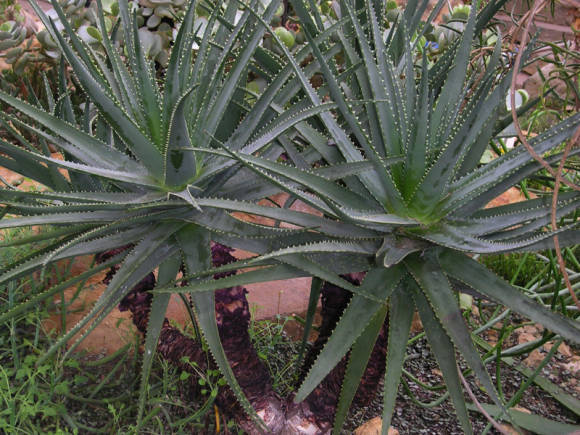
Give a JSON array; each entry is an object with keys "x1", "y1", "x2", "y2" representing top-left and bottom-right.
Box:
[
  {"x1": 381, "y1": 281, "x2": 414, "y2": 432},
  {"x1": 439, "y1": 250, "x2": 580, "y2": 344},
  {"x1": 296, "y1": 266, "x2": 404, "y2": 401},
  {"x1": 411, "y1": 284, "x2": 473, "y2": 435}
]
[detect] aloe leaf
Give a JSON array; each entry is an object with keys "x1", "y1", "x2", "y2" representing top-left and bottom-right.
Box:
[
  {"x1": 447, "y1": 113, "x2": 580, "y2": 214},
  {"x1": 164, "y1": 86, "x2": 198, "y2": 187},
  {"x1": 405, "y1": 252, "x2": 504, "y2": 411},
  {"x1": 411, "y1": 285, "x2": 474, "y2": 435},
  {"x1": 381, "y1": 282, "x2": 414, "y2": 432},
  {"x1": 411, "y1": 10, "x2": 477, "y2": 212},
  {"x1": 94, "y1": 0, "x2": 138, "y2": 116},
  {"x1": 177, "y1": 225, "x2": 268, "y2": 432},
  {"x1": 415, "y1": 221, "x2": 579, "y2": 254},
  {"x1": 340, "y1": 2, "x2": 409, "y2": 214},
  {"x1": 156, "y1": 263, "x2": 308, "y2": 295},
  {"x1": 298, "y1": 277, "x2": 323, "y2": 365},
  {"x1": 228, "y1": 151, "x2": 371, "y2": 209},
  {"x1": 38, "y1": 0, "x2": 107, "y2": 88},
  {"x1": 413, "y1": 43, "x2": 503, "y2": 208},
  {"x1": 464, "y1": 193, "x2": 580, "y2": 238},
  {"x1": 128, "y1": 7, "x2": 162, "y2": 145},
  {"x1": 334, "y1": 30, "x2": 382, "y2": 161},
  {"x1": 0, "y1": 224, "x2": 94, "y2": 248},
  {"x1": 508, "y1": 229, "x2": 580, "y2": 252},
  {"x1": 278, "y1": 253, "x2": 384, "y2": 302},
  {"x1": 46, "y1": 18, "x2": 164, "y2": 176},
  {"x1": 0, "y1": 217, "x2": 175, "y2": 284},
  {"x1": 0, "y1": 211, "x2": 140, "y2": 229},
  {"x1": 192, "y1": 4, "x2": 245, "y2": 125},
  {"x1": 246, "y1": 3, "x2": 394, "y2": 206},
  {"x1": 333, "y1": 303, "x2": 388, "y2": 434},
  {"x1": 0, "y1": 152, "x2": 63, "y2": 189},
  {"x1": 185, "y1": 207, "x2": 303, "y2": 239},
  {"x1": 0, "y1": 190, "x2": 166, "y2": 204},
  {"x1": 457, "y1": 191, "x2": 579, "y2": 232},
  {"x1": 439, "y1": 250, "x2": 580, "y2": 344},
  {"x1": 402, "y1": 30, "x2": 415, "y2": 142},
  {"x1": 39, "y1": 224, "x2": 182, "y2": 363},
  {"x1": 456, "y1": 39, "x2": 505, "y2": 175},
  {"x1": 377, "y1": 235, "x2": 429, "y2": 267},
  {"x1": 431, "y1": 0, "x2": 476, "y2": 134},
  {"x1": 241, "y1": 102, "x2": 339, "y2": 155},
  {"x1": 474, "y1": 191, "x2": 578, "y2": 219},
  {"x1": 335, "y1": 207, "x2": 419, "y2": 227},
  {"x1": 0, "y1": 96, "x2": 145, "y2": 174},
  {"x1": 403, "y1": 55, "x2": 430, "y2": 198},
  {"x1": 212, "y1": 0, "x2": 241, "y2": 48},
  {"x1": 0, "y1": 116, "x2": 69, "y2": 192},
  {"x1": 225, "y1": 15, "x2": 350, "y2": 154},
  {"x1": 5, "y1": 201, "x2": 163, "y2": 215},
  {"x1": 203, "y1": 0, "x2": 279, "y2": 141},
  {"x1": 194, "y1": 198, "x2": 379, "y2": 239},
  {"x1": 189, "y1": 6, "x2": 222, "y2": 116},
  {"x1": 0, "y1": 138, "x2": 154, "y2": 187},
  {"x1": 218, "y1": 159, "x2": 337, "y2": 217},
  {"x1": 315, "y1": 159, "x2": 403, "y2": 180},
  {"x1": 456, "y1": 148, "x2": 580, "y2": 218},
  {"x1": 162, "y1": 0, "x2": 196, "y2": 128},
  {"x1": 137, "y1": 256, "x2": 181, "y2": 426},
  {"x1": 302, "y1": 13, "x2": 394, "y2": 187},
  {"x1": 243, "y1": 240, "x2": 376, "y2": 267},
  {"x1": 465, "y1": 403, "x2": 580, "y2": 435},
  {"x1": 296, "y1": 266, "x2": 405, "y2": 401}
]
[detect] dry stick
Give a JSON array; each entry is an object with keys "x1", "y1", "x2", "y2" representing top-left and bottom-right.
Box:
[
  {"x1": 457, "y1": 367, "x2": 510, "y2": 435},
  {"x1": 551, "y1": 126, "x2": 580, "y2": 311},
  {"x1": 509, "y1": 0, "x2": 580, "y2": 193},
  {"x1": 508, "y1": 0, "x2": 580, "y2": 311}
]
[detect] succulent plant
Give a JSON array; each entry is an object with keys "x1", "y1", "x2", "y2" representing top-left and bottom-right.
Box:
[
  {"x1": 274, "y1": 25, "x2": 295, "y2": 48},
  {"x1": 0, "y1": 2, "x2": 46, "y2": 79},
  {"x1": 0, "y1": 0, "x2": 368, "y2": 430},
  {"x1": 168, "y1": 0, "x2": 580, "y2": 432},
  {"x1": 434, "y1": 4, "x2": 472, "y2": 48},
  {"x1": 0, "y1": 20, "x2": 31, "y2": 75}
]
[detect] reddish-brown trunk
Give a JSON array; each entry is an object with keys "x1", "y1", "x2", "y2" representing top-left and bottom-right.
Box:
[
  {"x1": 296, "y1": 274, "x2": 388, "y2": 431},
  {"x1": 98, "y1": 247, "x2": 387, "y2": 434}
]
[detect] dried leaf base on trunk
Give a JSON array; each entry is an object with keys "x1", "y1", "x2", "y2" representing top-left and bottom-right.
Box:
[{"x1": 104, "y1": 246, "x2": 387, "y2": 434}]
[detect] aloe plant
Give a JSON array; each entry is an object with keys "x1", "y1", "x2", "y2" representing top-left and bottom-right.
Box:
[
  {"x1": 0, "y1": 0, "x2": 384, "y2": 430},
  {"x1": 161, "y1": 0, "x2": 580, "y2": 432}
]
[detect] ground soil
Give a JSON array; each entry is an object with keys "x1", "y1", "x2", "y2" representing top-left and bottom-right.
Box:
[{"x1": 343, "y1": 335, "x2": 580, "y2": 434}]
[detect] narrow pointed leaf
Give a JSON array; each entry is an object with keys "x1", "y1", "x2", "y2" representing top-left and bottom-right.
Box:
[
  {"x1": 333, "y1": 303, "x2": 388, "y2": 433},
  {"x1": 296, "y1": 266, "x2": 404, "y2": 401},
  {"x1": 382, "y1": 283, "x2": 414, "y2": 432},
  {"x1": 137, "y1": 256, "x2": 181, "y2": 425},
  {"x1": 412, "y1": 286, "x2": 474, "y2": 435},
  {"x1": 439, "y1": 250, "x2": 580, "y2": 344}
]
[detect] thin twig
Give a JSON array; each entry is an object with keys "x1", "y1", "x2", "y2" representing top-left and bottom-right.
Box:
[
  {"x1": 457, "y1": 368, "x2": 510, "y2": 435},
  {"x1": 508, "y1": 0, "x2": 580, "y2": 311},
  {"x1": 509, "y1": 0, "x2": 580, "y2": 192}
]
